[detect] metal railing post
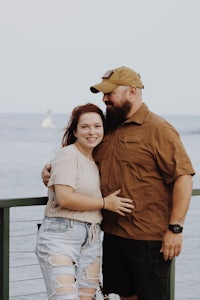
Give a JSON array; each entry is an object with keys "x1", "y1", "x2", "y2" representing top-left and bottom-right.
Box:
[{"x1": 0, "y1": 207, "x2": 10, "y2": 300}]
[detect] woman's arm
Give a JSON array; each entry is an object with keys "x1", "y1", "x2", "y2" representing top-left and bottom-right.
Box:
[{"x1": 54, "y1": 184, "x2": 134, "y2": 216}]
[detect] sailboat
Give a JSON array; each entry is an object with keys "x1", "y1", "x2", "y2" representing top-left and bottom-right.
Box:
[{"x1": 41, "y1": 110, "x2": 55, "y2": 128}]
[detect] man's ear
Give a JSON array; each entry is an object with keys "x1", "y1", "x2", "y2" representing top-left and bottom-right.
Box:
[
  {"x1": 129, "y1": 86, "x2": 137, "y2": 95},
  {"x1": 127, "y1": 86, "x2": 137, "y2": 97}
]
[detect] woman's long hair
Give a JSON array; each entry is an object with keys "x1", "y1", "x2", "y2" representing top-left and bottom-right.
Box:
[{"x1": 62, "y1": 103, "x2": 105, "y2": 147}]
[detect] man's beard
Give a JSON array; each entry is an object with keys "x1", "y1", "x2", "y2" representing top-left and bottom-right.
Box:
[{"x1": 105, "y1": 101, "x2": 132, "y2": 134}]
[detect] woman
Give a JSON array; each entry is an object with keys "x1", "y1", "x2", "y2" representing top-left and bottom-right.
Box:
[{"x1": 36, "y1": 103, "x2": 134, "y2": 300}]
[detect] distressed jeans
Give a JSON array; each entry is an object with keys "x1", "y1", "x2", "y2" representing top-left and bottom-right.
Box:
[{"x1": 36, "y1": 217, "x2": 102, "y2": 300}]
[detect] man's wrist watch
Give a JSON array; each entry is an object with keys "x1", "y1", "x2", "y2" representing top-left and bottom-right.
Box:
[{"x1": 168, "y1": 224, "x2": 183, "y2": 233}]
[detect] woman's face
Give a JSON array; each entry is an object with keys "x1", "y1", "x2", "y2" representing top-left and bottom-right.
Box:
[{"x1": 74, "y1": 112, "x2": 104, "y2": 151}]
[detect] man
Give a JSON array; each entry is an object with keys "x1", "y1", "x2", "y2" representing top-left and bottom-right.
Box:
[{"x1": 42, "y1": 66, "x2": 195, "y2": 300}]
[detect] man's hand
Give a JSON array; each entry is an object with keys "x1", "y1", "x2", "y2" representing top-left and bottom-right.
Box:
[
  {"x1": 41, "y1": 163, "x2": 51, "y2": 186},
  {"x1": 160, "y1": 230, "x2": 183, "y2": 260}
]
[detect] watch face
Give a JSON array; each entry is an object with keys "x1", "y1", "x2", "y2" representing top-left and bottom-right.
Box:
[
  {"x1": 169, "y1": 224, "x2": 183, "y2": 233},
  {"x1": 173, "y1": 225, "x2": 181, "y2": 233}
]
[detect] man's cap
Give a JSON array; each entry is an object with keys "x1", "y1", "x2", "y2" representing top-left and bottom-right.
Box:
[{"x1": 90, "y1": 66, "x2": 144, "y2": 93}]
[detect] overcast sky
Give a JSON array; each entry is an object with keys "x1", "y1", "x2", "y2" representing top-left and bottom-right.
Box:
[{"x1": 0, "y1": 0, "x2": 200, "y2": 115}]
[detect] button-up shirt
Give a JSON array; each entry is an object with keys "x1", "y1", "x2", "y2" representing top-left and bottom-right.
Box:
[{"x1": 94, "y1": 103, "x2": 195, "y2": 240}]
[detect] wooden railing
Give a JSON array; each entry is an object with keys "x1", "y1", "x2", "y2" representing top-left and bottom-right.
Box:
[{"x1": 0, "y1": 189, "x2": 200, "y2": 300}]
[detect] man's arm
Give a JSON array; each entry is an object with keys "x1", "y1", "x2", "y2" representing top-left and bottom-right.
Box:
[
  {"x1": 41, "y1": 163, "x2": 51, "y2": 186},
  {"x1": 161, "y1": 174, "x2": 193, "y2": 260}
]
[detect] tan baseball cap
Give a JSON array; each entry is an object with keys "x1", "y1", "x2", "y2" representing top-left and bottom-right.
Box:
[{"x1": 90, "y1": 66, "x2": 144, "y2": 93}]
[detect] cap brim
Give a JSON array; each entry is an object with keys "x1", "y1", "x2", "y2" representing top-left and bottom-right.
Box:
[{"x1": 90, "y1": 82, "x2": 118, "y2": 93}]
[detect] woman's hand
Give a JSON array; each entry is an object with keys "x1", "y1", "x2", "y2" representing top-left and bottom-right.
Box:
[{"x1": 104, "y1": 189, "x2": 134, "y2": 216}]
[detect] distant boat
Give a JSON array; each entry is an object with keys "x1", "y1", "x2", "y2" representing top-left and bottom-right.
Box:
[{"x1": 41, "y1": 110, "x2": 55, "y2": 128}]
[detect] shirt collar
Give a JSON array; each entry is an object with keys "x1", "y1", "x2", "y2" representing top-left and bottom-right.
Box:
[{"x1": 124, "y1": 103, "x2": 149, "y2": 125}]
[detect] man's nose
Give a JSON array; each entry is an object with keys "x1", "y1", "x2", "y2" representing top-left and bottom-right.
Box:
[{"x1": 103, "y1": 93, "x2": 109, "y2": 102}]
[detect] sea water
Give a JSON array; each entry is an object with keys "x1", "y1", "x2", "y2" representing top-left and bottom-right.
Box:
[{"x1": 0, "y1": 113, "x2": 200, "y2": 299}]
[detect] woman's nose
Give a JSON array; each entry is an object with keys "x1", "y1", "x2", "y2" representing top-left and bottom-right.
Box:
[{"x1": 89, "y1": 127, "x2": 95, "y2": 134}]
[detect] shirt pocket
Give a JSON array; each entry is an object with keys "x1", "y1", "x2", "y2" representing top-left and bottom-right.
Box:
[{"x1": 119, "y1": 135, "x2": 142, "y2": 161}]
